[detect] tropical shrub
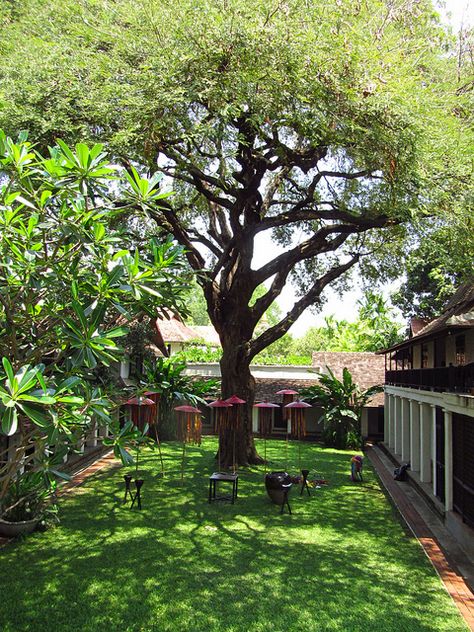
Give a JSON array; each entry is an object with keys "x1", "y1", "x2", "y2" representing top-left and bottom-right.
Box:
[
  {"x1": 144, "y1": 356, "x2": 219, "y2": 440},
  {"x1": 301, "y1": 368, "x2": 382, "y2": 449}
]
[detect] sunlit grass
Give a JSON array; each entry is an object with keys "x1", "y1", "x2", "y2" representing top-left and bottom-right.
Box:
[{"x1": 0, "y1": 438, "x2": 467, "y2": 632}]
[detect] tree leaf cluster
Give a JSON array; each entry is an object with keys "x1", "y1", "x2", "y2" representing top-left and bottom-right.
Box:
[{"x1": 0, "y1": 131, "x2": 190, "y2": 514}]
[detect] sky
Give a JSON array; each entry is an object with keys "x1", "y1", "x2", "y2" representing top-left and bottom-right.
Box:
[{"x1": 256, "y1": 0, "x2": 473, "y2": 338}]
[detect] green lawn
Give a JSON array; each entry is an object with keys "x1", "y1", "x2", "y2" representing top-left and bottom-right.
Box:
[{"x1": 0, "y1": 438, "x2": 467, "y2": 632}]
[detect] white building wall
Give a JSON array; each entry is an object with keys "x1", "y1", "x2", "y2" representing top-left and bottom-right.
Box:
[{"x1": 384, "y1": 385, "x2": 474, "y2": 513}]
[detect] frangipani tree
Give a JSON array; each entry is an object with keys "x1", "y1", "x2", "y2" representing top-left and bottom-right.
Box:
[
  {"x1": 0, "y1": 132, "x2": 189, "y2": 519},
  {"x1": 0, "y1": 0, "x2": 470, "y2": 465}
]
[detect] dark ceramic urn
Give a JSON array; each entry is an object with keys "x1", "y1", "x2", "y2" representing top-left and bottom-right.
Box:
[{"x1": 265, "y1": 471, "x2": 292, "y2": 505}]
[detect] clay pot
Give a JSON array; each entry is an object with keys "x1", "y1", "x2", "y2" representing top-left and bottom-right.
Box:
[
  {"x1": 265, "y1": 471, "x2": 292, "y2": 505},
  {"x1": 0, "y1": 517, "x2": 39, "y2": 538}
]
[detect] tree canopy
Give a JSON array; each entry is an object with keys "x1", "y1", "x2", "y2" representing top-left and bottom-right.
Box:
[{"x1": 1, "y1": 0, "x2": 471, "y2": 464}]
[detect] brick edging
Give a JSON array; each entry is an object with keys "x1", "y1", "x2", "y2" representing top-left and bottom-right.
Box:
[{"x1": 58, "y1": 450, "x2": 118, "y2": 496}]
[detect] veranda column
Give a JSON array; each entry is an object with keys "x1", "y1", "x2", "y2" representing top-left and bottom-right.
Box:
[
  {"x1": 444, "y1": 409, "x2": 453, "y2": 512},
  {"x1": 409, "y1": 399, "x2": 420, "y2": 472},
  {"x1": 394, "y1": 396, "x2": 402, "y2": 455},
  {"x1": 384, "y1": 391, "x2": 389, "y2": 445},
  {"x1": 419, "y1": 402, "x2": 432, "y2": 483},
  {"x1": 389, "y1": 394, "x2": 395, "y2": 449},
  {"x1": 401, "y1": 397, "x2": 410, "y2": 462},
  {"x1": 431, "y1": 404, "x2": 437, "y2": 496}
]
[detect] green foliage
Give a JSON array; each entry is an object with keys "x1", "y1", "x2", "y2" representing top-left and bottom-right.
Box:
[
  {"x1": 180, "y1": 342, "x2": 222, "y2": 363},
  {"x1": 0, "y1": 1, "x2": 470, "y2": 464},
  {"x1": 0, "y1": 131, "x2": 190, "y2": 518},
  {"x1": 183, "y1": 280, "x2": 211, "y2": 326},
  {"x1": 390, "y1": 219, "x2": 474, "y2": 319},
  {"x1": 0, "y1": 0, "x2": 468, "y2": 346},
  {"x1": 1, "y1": 471, "x2": 60, "y2": 524},
  {"x1": 292, "y1": 292, "x2": 403, "y2": 354},
  {"x1": 144, "y1": 357, "x2": 219, "y2": 440},
  {"x1": 104, "y1": 420, "x2": 154, "y2": 475},
  {"x1": 301, "y1": 368, "x2": 382, "y2": 449}
]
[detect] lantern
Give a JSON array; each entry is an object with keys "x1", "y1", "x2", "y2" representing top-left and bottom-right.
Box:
[
  {"x1": 254, "y1": 401, "x2": 279, "y2": 474},
  {"x1": 174, "y1": 405, "x2": 203, "y2": 445},
  {"x1": 275, "y1": 389, "x2": 299, "y2": 421},
  {"x1": 174, "y1": 404, "x2": 203, "y2": 482},
  {"x1": 284, "y1": 400, "x2": 312, "y2": 470},
  {"x1": 125, "y1": 396, "x2": 156, "y2": 431},
  {"x1": 208, "y1": 399, "x2": 233, "y2": 472}
]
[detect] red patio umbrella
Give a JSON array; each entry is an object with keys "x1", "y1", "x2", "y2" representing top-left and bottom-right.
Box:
[
  {"x1": 284, "y1": 400, "x2": 312, "y2": 469},
  {"x1": 254, "y1": 401, "x2": 279, "y2": 474},
  {"x1": 174, "y1": 404, "x2": 203, "y2": 482},
  {"x1": 208, "y1": 399, "x2": 233, "y2": 472}
]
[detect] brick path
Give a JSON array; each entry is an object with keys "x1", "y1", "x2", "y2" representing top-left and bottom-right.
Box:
[
  {"x1": 366, "y1": 446, "x2": 474, "y2": 631},
  {"x1": 57, "y1": 450, "x2": 117, "y2": 496}
]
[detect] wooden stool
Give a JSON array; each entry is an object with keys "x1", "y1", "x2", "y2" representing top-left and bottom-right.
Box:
[{"x1": 208, "y1": 473, "x2": 239, "y2": 504}]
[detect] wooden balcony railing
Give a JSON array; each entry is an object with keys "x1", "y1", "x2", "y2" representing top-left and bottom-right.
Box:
[{"x1": 386, "y1": 363, "x2": 474, "y2": 393}]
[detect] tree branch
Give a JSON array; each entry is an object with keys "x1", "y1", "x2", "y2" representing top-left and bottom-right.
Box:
[{"x1": 249, "y1": 255, "x2": 360, "y2": 358}]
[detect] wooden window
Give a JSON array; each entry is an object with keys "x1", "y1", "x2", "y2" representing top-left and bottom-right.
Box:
[
  {"x1": 455, "y1": 335, "x2": 465, "y2": 366},
  {"x1": 421, "y1": 344, "x2": 429, "y2": 368}
]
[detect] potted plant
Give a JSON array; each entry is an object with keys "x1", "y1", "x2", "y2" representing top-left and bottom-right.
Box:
[{"x1": 0, "y1": 472, "x2": 58, "y2": 537}]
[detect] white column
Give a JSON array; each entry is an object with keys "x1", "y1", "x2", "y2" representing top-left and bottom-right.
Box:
[
  {"x1": 409, "y1": 399, "x2": 420, "y2": 472},
  {"x1": 252, "y1": 408, "x2": 258, "y2": 433},
  {"x1": 431, "y1": 405, "x2": 437, "y2": 496},
  {"x1": 394, "y1": 396, "x2": 402, "y2": 455},
  {"x1": 389, "y1": 395, "x2": 395, "y2": 449},
  {"x1": 444, "y1": 409, "x2": 453, "y2": 512},
  {"x1": 120, "y1": 359, "x2": 130, "y2": 379},
  {"x1": 384, "y1": 391, "x2": 389, "y2": 445},
  {"x1": 401, "y1": 397, "x2": 410, "y2": 462},
  {"x1": 419, "y1": 402, "x2": 432, "y2": 483}
]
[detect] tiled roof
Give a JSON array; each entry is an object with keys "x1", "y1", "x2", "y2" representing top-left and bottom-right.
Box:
[
  {"x1": 255, "y1": 378, "x2": 317, "y2": 403},
  {"x1": 311, "y1": 352, "x2": 385, "y2": 406},
  {"x1": 155, "y1": 316, "x2": 198, "y2": 343},
  {"x1": 381, "y1": 283, "x2": 474, "y2": 353},
  {"x1": 415, "y1": 284, "x2": 474, "y2": 337},
  {"x1": 410, "y1": 317, "x2": 431, "y2": 336}
]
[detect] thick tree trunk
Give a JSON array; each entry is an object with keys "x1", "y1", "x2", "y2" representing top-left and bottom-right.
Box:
[{"x1": 218, "y1": 342, "x2": 263, "y2": 468}]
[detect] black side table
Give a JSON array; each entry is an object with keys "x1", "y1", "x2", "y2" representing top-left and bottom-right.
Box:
[{"x1": 208, "y1": 473, "x2": 239, "y2": 504}]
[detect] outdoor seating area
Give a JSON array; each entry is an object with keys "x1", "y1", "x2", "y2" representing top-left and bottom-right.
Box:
[{"x1": 0, "y1": 438, "x2": 468, "y2": 632}]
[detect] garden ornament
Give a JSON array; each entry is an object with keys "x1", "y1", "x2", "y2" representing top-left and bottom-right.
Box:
[{"x1": 351, "y1": 455, "x2": 363, "y2": 482}]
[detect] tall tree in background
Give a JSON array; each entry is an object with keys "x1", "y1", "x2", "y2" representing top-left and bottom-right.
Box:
[{"x1": 0, "y1": 0, "x2": 470, "y2": 465}]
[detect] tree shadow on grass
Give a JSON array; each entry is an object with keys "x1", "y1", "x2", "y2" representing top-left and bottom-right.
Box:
[{"x1": 0, "y1": 439, "x2": 466, "y2": 632}]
